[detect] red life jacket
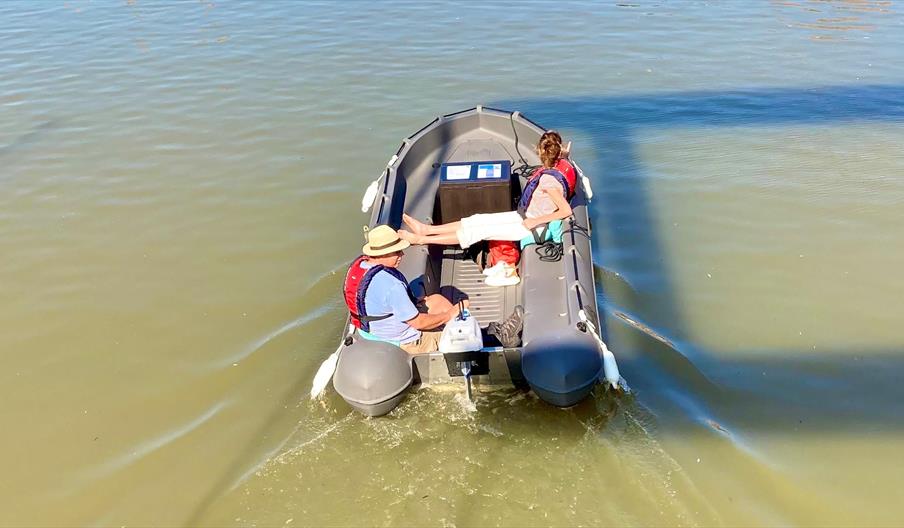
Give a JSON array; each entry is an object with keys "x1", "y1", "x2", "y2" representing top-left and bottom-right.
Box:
[
  {"x1": 508, "y1": 159, "x2": 579, "y2": 253},
  {"x1": 518, "y1": 168, "x2": 571, "y2": 216},
  {"x1": 554, "y1": 158, "x2": 578, "y2": 196},
  {"x1": 518, "y1": 159, "x2": 577, "y2": 214},
  {"x1": 343, "y1": 255, "x2": 412, "y2": 332}
]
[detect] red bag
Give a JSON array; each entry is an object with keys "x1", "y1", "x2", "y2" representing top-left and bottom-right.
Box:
[{"x1": 488, "y1": 240, "x2": 520, "y2": 267}]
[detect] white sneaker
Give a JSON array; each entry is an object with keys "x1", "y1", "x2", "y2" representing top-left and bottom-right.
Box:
[
  {"x1": 485, "y1": 263, "x2": 520, "y2": 287},
  {"x1": 482, "y1": 262, "x2": 506, "y2": 276}
]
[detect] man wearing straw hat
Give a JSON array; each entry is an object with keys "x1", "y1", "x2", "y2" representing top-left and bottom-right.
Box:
[{"x1": 347, "y1": 225, "x2": 467, "y2": 354}]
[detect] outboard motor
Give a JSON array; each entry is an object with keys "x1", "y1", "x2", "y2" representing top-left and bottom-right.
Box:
[
  {"x1": 521, "y1": 331, "x2": 602, "y2": 407},
  {"x1": 440, "y1": 307, "x2": 484, "y2": 402},
  {"x1": 333, "y1": 338, "x2": 413, "y2": 417}
]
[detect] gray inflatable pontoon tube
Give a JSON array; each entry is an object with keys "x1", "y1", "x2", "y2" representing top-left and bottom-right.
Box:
[
  {"x1": 521, "y1": 331, "x2": 602, "y2": 407},
  {"x1": 332, "y1": 339, "x2": 413, "y2": 417}
]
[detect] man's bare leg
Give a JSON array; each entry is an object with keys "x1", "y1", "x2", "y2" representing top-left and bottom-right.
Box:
[{"x1": 423, "y1": 293, "x2": 453, "y2": 314}]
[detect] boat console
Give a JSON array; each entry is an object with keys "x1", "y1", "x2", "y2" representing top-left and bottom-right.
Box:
[{"x1": 435, "y1": 160, "x2": 514, "y2": 223}]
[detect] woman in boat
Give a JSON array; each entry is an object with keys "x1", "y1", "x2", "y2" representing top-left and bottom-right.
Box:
[{"x1": 400, "y1": 131, "x2": 575, "y2": 250}]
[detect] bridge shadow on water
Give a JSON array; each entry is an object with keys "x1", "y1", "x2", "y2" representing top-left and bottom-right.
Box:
[
  {"x1": 185, "y1": 86, "x2": 904, "y2": 524},
  {"x1": 495, "y1": 84, "x2": 904, "y2": 433}
]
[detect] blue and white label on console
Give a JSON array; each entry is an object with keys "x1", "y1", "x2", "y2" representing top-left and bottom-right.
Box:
[{"x1": 476, "y1": 163, "x2": 502, "y2": 179}]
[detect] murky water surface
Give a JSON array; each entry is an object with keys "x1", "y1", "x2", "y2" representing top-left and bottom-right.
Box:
[{"x1": 2, "y1": 1, "x2": 904, "y2": 526}]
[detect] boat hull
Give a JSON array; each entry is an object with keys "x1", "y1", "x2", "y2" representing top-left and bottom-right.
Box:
[{"x1": 334, "y1": 107, "x2": 606, "y2": 414}]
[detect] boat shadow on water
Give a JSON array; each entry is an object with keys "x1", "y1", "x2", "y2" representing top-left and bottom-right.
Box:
[{"x1": 494, "y1": 84, "x2": 904, "y2": 433}]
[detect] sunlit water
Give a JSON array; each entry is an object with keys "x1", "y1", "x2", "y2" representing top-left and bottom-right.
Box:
[{"x1": 2, "y1": 1, "x2": 904, "y2": 526}]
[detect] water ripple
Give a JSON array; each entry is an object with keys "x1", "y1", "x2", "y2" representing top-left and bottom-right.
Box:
[{"x1": 79, "y1": 399, "x2": 231, "y2": 483}]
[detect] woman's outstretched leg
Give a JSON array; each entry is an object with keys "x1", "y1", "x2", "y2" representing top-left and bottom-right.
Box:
[
  {"x1": 403, "y1": 214, "x2": 460, "y2": 235},
  {"x1": 399, "y1": 229, "x2": 460, "y2": 246},
  {"x1": 402, "y1": 214, "x2": 429, "y2": 235}
]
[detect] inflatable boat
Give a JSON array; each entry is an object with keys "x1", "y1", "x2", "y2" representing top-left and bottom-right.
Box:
[{"x1": 326, "y1": 107, "x2": 620, "y2": 416}]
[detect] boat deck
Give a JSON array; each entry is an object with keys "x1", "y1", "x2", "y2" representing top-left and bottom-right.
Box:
[{"x1": 439, "y1": 247, "x2": 521, "y2": 328}]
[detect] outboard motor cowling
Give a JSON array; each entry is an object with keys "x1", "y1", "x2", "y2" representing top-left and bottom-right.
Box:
[
  {"x1": 521, "y1": 331, "x2": 602, "y2": 407},
  {"x1": 333, "y1": 338, "x2": 413, "y2": 417}
]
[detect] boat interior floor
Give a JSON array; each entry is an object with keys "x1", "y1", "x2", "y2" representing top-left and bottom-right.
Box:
[{"x1": 438, "y1": 247, "x2": 521, "y2": 329}]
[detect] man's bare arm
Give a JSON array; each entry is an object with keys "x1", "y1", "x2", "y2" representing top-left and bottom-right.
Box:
[{"x1": 406, "y1": 308, "x2": 455, "y2": 330}]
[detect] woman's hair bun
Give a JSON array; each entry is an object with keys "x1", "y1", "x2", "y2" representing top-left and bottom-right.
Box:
[{"x1": 538, "y1": 130, "x2": 563, "y2": 168}]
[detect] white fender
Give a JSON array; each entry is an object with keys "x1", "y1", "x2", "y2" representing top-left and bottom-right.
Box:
[
  {"x1": 361, "y1": 180, "x2": 380, "y2": 213},
  {"x1": 361, "y1": 155, "x2": 400, "y2": 213},
  {"x1": 574, "y1": 163, "x2": 593, "y2": 200},
  {"x1": 579, "y1": 309, "x2": 621, "y2": 389}
]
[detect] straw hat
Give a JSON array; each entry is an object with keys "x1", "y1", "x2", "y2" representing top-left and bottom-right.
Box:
[{"x1": 362, "y1": 225, "x2": 410, "y2": 257}]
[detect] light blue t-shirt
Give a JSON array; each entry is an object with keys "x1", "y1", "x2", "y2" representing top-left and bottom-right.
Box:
[{"x1": 360, "y1": 262, "x2": 420, "y2": 344}]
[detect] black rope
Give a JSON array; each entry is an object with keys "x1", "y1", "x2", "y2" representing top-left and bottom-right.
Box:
[
  {"x1": 533, "y1": 217, "x2": 590, "y2": 262},
  {"x1": 512, "y1": 163, "x2": 539, "y2": 181},
  {"x1": 563, "y1": 217, "x2": 589, "y2": 311},
  {"x1": 562, "y1": 217, "x2": 591, "y2": 240},
  {"x1": 510, "y1": 112, "x2": 529, "y2": 168},
  {"x1": 534, "y1": 240, "x2": 563, "y2": 262}
]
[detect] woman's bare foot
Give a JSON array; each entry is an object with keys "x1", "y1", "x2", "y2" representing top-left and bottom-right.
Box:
[
  {"x1": 398, "y1": 229, "x2": 423, "y2": 245},
  {"x1": 403, "y1": 214, "x2": 429, "y2": 235}
]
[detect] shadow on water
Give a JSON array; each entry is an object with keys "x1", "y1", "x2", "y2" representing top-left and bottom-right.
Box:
[
  {"x1": 189, "y1": 85, "x2": 904, "y2": 523},
  {"x1": 494, "y1": 84, "x2": 904, "y2": 432}
]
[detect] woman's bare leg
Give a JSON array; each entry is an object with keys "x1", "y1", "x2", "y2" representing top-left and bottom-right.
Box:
[
  {"x1": 403, "y1": 214, "x2": 460, "y2": 235},
  {"x1": 399, "y1": 229, "x2": 461, "y2": 246},
  {"x1": 430, "y1": 222, "x2": 461, "y2": 235},
  {"x1": 402, "y1": 213, "x2": 430, "y2": 235},
  {"x1": 402, "y1": 214, "x2": 429, "y2": 235}
]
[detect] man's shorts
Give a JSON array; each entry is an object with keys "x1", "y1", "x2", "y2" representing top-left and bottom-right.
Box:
[
  {"x1": 400, "y1": 330, "x2": 443, "y2": 355},
  {"x1": 456, "y1": 211, "x2": 532, "y2": 249}
]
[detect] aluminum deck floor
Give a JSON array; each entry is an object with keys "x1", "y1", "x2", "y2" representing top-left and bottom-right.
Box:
[{"x1": 439, "y1": 248, "x2": 521, "y2": 328}]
